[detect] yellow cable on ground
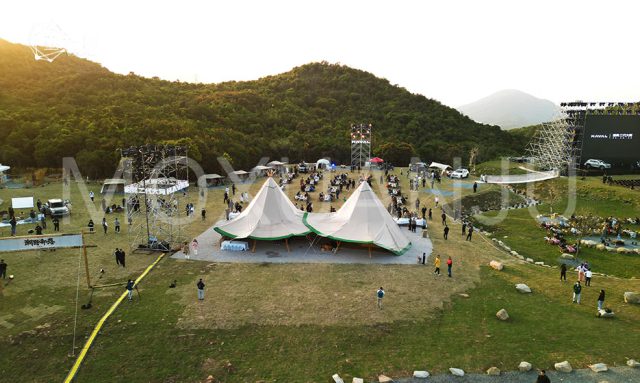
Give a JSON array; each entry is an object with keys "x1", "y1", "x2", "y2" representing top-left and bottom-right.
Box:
[{"x1": 63, "y1": 253, "x2": 165, "y2": 383}]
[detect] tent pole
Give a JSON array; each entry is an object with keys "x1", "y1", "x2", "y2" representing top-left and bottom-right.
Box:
[
  {"x1": 252, "y1": 240, "x2": 256, "y2": 253},
  {"x1": 335, "y1": 241, "x2": 341, "y2": 253},
  {"x1": 285, "y1": 238, "x2": 290, "y2": 252}
]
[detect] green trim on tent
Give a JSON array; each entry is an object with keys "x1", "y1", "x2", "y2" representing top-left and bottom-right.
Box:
[
  {"x1": 213, "y1": 226, "x2": 310, "y2": 241},
  {"x1": 302, "y1": 213, "x2": 411, "y2": 256}
]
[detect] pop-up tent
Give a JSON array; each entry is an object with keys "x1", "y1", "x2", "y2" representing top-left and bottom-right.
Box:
[
  {"x1": 303, "y1": 181, "x2": 411, "y2": 256},
  {"x1": 316, "y1": 158, "x2": 331, "y2": 169},
  {"x1": 214, "y1": 177, "x2": 310, "y2": 247},
  {"x1": 428, "y1": 162, "x2": 452, "y2": 174}
]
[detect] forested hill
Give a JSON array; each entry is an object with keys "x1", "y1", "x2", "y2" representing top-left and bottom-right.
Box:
[{"x1": 0, "y1": 39, "x2": 527, "y2": 178}]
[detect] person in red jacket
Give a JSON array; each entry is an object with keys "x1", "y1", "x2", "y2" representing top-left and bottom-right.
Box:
[{"x1": 447, "y1": 256, "x2": 453, "y2": 277}]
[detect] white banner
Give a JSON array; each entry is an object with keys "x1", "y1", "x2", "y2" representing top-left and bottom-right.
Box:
[
  {"x1": 12, "y1": 197, "x2": 34, "y2": 209},
  {"x1": 0, "y1": 234, "x2": 83, "y2": 252}
]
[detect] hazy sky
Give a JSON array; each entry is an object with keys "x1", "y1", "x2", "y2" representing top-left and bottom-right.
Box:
[{"x1": 1, "y1": 0, "x2": 638, "y2": 106}]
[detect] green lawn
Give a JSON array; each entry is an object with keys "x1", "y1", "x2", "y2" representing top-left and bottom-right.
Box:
[{"x1": 1, "y1": 172, "x2": 640, "y2": 382}]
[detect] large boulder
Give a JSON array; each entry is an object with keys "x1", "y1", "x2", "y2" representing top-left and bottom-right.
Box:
[
  {"x1": 515, "y1": 283, "x2": 532, "y2": 293},
  {"x1": 627, "y1": 359, "x2": 640, "y2": 368},
  {"x1": 555, "y1": 361, "x2": 572, "y2": 373},
  {"x1": 589, "y1": 363, "x2": 608, "y2": 372},
  {"x1": 490, "y1": 261, "x2": 504, "y2": 271},
  {"x1": 486, "y1": 367, "x2": 500, "y2": 375},
  {"x1": 378, "y1": 375, "x2": 393, "y2": 383},
  {"x1": 332, "y1": 374, "x2": 344, "y2": 383},
  {"x1": 449, "y1": 368, "x2": 465, "y2": 376},
  {"x1": 496, "y1": 308, "x2": 509, "y2": 321},
  {"x1": 624, "y1": 292, "x2": 640, "y2": 304},
  {"x1": 518, "y1": 361, "x2": 532, "y2": 372},
  {"x1": 413, "y1": 371, "x2": 429, "y2": 378}
]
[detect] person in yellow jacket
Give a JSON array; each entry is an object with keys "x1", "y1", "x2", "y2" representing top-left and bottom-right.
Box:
[{"x1": 434, "y1": 255, "x2": 441, "y2": 276}]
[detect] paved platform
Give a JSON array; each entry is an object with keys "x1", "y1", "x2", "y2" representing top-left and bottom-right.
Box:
[{"x1": 171, "y1": 220, "x2": 433, "y2": 265}]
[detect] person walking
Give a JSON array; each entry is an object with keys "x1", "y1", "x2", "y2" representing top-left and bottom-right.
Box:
[
  {"x1": 232, "y1": 183, "x2": 236, "y2": 195},
  {"x1": 201, "y1": 208, "x2": 206, "y2": 221},
  {"x1": 0, "y1": 259, "x2": 7, "y2": 279},
  {"x1": 597, "y1": 289, "x2": 605, "y2": 310},
  {"x1": 114, "y1": 248, "x2": 121, "y2": 266},
  {"x1": 421, "y1": 206, "x2": 427, "y2": 219},
  {"x1": 462, "y1": 222, "x2": 467, "y2": 236},
  {"x1": 119, "y1": 248, "x2": 126, "y2": 267},
  {"x1": 434, "y1": 255, "x2": 441, "y2": 276},
  {"x1": 466, "y1": 226, "x2": 473, "y2": 241},
  {"x1": 572, "y1": 281, "x2": 582, "y2": 304},
  {"x1": 447, "y1": 256, "x2": 453, "y2": 277},
  {"x1": 114, "y1": 218, "x2": 120, "y2": 233},
  {"x1": 126, "y1": 279, "x2": 135, "y2": 301},
  {"x1": 197, "y1": 278, "x2": 205, "y2": 301},
  {"x1": 376, "y1": 287, "x2": 385, "y2": 309},
  {"x1": 191, "y1": 239, "x2": 199, "y2": 257},
  {"x1": 536, "y1": 369, "x2": 551, "y2": 383},
  {"x1": 560, "y1": 263, "x2": 567, "y2": 281},
  {"x1": 88, "y1": 219, "x2": 94, "y2": 233},
  {"x1": 52, "y1": 217, "x2": 60, "y2": 232},
  {"x1": 183, "y1": 242, "x2": 190, "y2": 260},
  {"x1": 102, "y1": 218, "x2": 108, "y2": 234},
  {"x1": 421, "y1": 252, "x2": 426, "y2": 265},
  {"x1": 89, "y1": 191, "x2": 95, "y2": 202},
  {"x1": 473, "y1": 182, "x2": 478, "y2": 193},
  {"x1": 443, "y1": 225, "x2": 449, "y2": 240},
  {"x1": 435, "y1": 196, "x2": 439, "y2": 207},
  {"x1": 585, "y1": 268, "x2": 592, "y2": 286},
  {"x1": 415, "y1": 198, "x2": 420, "y2": 210},
  {"x1": 428, "y1": 208, "x2": 432, "y2": 220},
  {"x1": 40, "y1": 215, "x2": 47, "y2": 230},
  {"x1": 441, "y1": 212, "x2": 447, "y2": 225}
]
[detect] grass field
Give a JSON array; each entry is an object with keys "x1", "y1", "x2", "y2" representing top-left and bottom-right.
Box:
[{"x1": 1, "y1": 170, "x2": 640, "y2": 382}]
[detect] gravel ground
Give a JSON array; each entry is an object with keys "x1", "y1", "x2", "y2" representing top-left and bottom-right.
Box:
[{"x1": 391, "y1": 366, "x2": 640, "y2": 383}]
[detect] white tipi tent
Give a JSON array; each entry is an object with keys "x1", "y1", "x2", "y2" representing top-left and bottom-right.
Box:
[
  {"x1": 303, "y1": 181, "x2": 411, "y2": 255},
  {"x1": 214, "y1": 177, "x2": 310, "y2": 241}
]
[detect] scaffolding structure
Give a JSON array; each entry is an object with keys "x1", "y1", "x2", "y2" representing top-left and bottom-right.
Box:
[
  {"x1": 526, "y1": 101, "x2": 640, "y2": 174},
  {"x1": 122, "y1": 145, "x2": 189, "y2": 252},
  {"x1": 350, "y1": 123, "x2": 372, "y2": 168}
]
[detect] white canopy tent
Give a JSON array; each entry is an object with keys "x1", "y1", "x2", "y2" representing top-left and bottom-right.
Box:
[
  {"x1": 428, "y1": 162, "x2": 452, "y2": 173},
  {"x1": 214, "y1": 177, "x2": 310, "y2": 242},
  {"x1": 267, "y1": 160, "x2": 287, "y2": 167},
  {"x1": 316, "y1": 158, "x2": 331, "y2": 169},
  {"x1": 303, "y1": 181, "x2": 412, "y2": 256}
]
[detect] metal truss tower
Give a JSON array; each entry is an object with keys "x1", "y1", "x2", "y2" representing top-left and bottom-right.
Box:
[
  {"x1": 121, "y1": 145, "x2": 189, "y2": 252},
  {"x1": 350, "y1": 123, "x2": 372, "y2": 168}
]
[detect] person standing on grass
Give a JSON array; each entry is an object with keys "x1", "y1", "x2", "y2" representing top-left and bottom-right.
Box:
[
  {"x1": 376, "y1": 287, "x2": 385, "y2": 309},
  {"x1": 572, "y1": 281, "x2": 582, "y2": 304},
  {"x1": 536, "y1": 369, "x2": 551, "y2": 383},
  {"x1": 597, "y1": 289, "x2": 605, "y2": 310},
  {"x1": 114, "y1": 218, "x2": 120, "y2": 233},
  {"x1": 421, "y1": 206, "x2": 427, "y2": 219},
  {"x1": 201, "y1": 208, "x2": 206, "y2": 221},
  {"x1": 126, "y1": 279, "x2": 135, "y2": 301},
  {"x1": 52, "y1": 216, "x2": 60, "y2": 232},
  {"x1": 102, "y1": 218, "x2": 108, "y2": 234},
  {"x1": 89, "y1": 190, "x2": 94, "y2": 202},
  {"x1": 115, "y1": 248, "x2": 121, "y2": 266},
  {"x1": 466, "y1": 226, "x2": 473, "y2": 241},
  {"x1": 447, "y1": 256, "x2": 453, "y2": 277},
  {"x1": 415, "y1": 198, "x2": 420, "y2": 210},
  {"x1": 462, "y1": 222, "x2": 467, "y2": 236},
  {"x1": 0, "y1": 259, "x2": 6, "y2": 279},
  {"x1": 441, "y1": 212, "x2": 447, "y2": 225},
  {"x1": 428, "y1": 208, "x2": 433, "y2": 220},
  {"x1": 434, "y1": 255, "x2": 441, "y2": 276},
  {"x1": 585, "y1": 268, "x2": 592, "y2": 286},
  {"x1": 560, "y1": 263, "x2": 567, "y2": 281},
  {"x1": 10, "y1": 216, "x2": 17, "y2": 236},
  {"x1": 197, "y1": 278, "x2": 205, "y2": 301},
  {"x1": 443, "y1": 225, "x2": 449, "y2": 240},
  {"x1": 473, "y1": 182, "x2": 478, "y2": 193},
  {"x1": 435, "y1": 196, "x2": 439, "y2": 207}
]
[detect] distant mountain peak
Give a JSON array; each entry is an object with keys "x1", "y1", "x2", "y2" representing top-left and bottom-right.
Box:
[{"x1": 457, "y1": 89, "x2": 559, "y2": 129}]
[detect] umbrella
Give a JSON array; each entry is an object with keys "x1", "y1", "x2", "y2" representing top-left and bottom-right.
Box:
[{"x1": 369, "y1": 157, "x2": 384, "y2": 163}]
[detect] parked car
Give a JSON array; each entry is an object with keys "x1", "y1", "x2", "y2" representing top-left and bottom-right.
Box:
[
  {"x1": 450, "y1": 168, "x2": 470, "y2": 179},
  {"x1": 583, "y1": 159, "x2": 611, "y2": 169},
  {"x1": 45, "y1": 199, "x2": 70, "y2": 217}
]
